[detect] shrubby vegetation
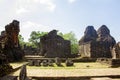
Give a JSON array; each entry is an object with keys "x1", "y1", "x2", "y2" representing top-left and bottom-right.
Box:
[{"x1": 0, "y1": 64, "x2": 13, "y2": 77}]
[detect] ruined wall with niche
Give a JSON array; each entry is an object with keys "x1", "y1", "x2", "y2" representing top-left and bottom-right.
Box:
[{"x1": 40, "y1": 30, "x2": 71, "y2": 58}]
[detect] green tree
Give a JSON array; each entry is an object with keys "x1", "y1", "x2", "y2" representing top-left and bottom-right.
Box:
[
  {"x1": 29, "y1": 31, "x2": 48, "y2": 48},
  {"x1": 18, "y1": 34, "x2": 25, "y2": 48},
  {"x1": 58, "y1": 31, "x2": 79, "y2": 54}
]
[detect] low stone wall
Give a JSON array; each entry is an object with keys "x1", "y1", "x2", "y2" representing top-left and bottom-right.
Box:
[
  {"x1": 26, "y1": 57, "x2": 97, "y2": 63},
  {"x1": 97, "y1": 58, "x2": 112, "y2": 65},
  {"x1": 28, "y1": 58, "x2": 74, "y2": 67},
  {"x1": 97, "y1": 58, "x2": 120, "y2": 67},
  {"x1": 111, "y1": 59, "x2": 120, "y2": 67},
  {"x1": 72, "y1": 58, "x2": 97, "y2": 62}
]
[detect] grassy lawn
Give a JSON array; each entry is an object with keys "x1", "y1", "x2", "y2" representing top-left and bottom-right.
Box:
[
  {"x1": 27, "y1": 62, "x2": 109, "y2": 69},
  {"x1": 10, "y1": 62, "x2": 120, "y2": 77},
  {"x1": 10, "y1": 61, "x2": 119, "y2": 69},
  {"x1": 26, "y1": 63, "x2": 120, "y2": 77}
]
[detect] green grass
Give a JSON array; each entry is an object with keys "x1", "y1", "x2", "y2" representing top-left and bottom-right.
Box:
[
  {"x1": 10, "y1": 62, "x2": 120, "y2": 77},
  {"x1": 27, "y1": 62, "x2": 109, "y2": 69},
  {"x1": 10, "y1": 61, "x2": 116, "y2": 70}
]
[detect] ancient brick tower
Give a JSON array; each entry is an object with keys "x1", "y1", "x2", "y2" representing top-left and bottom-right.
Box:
[
  {"x1": 0, "y1": 20, "x2": 24, "y2": 61},
  {"x1": 5, "y1": 20, "x2": 20, "y2": 48},
  {"x1": 79, "y1": 25, "x2": 116, "y2": 58}
]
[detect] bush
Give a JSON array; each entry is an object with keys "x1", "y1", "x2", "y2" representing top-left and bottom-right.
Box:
[{"x1": 0, "y1": 64, "x2": 13, "y2": 77}]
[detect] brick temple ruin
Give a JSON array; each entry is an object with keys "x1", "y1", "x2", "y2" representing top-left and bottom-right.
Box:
[
  {"x1": 40, "y1": 30, "x2": 71, "y2": 58},
  {"x1": 0, "y1": 20, "x2": 24, "y2": 62},
  {"x1": 79, "y1": 25, "x2": 116, "y2": 58},
  {"x1": 0, "y1": 20, "x2": 25, "y2": 77},
  {"x1": 111, "y1": 42, "x2": 120, "y2": 59}
]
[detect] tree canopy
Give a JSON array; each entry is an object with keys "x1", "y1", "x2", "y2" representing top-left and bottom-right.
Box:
[
  {"x1": 58, "y1": 31, "x2": 79, "y2": 54},
  {"x1": 18, "y1": 34, "x2": 25, "y2": 48},
  {"x1": 28, "y1": 31, "x2": 48, "y2": 48}
]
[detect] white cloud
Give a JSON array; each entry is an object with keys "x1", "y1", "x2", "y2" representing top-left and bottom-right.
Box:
[
  {"x1": 39, "y1": 0, "x2": 56, "y2": 12},
  {"x1": 16, "y1": 0, "x2": 56, "y2": 15},
  {"x1": 33, "y1": 0, "x2": 56, "y2": 11},
  {"x1": 0, "y1": 27, "x2": 5, "y2": 34},
  {"x1": 68, "y1": 0, "x2": 76, "y2": 3},
  {"x1": 20, "y1": 21, "x2": 52, "y2": 42},
  {"x1": 0, "y1": 0, "x2": 3, "y2": 3},
  {"x1": 16, "y1": 8, "x2": 28, "y2": 15}
]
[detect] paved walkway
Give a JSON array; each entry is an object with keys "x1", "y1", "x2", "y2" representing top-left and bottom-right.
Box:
[
  {"x1": 11, "y1": 67, "x2": 120, "y2": 78},
  {"x1": 26, "y1": 68, "x2": 120, "y2": 77},
  {"x1": 9, "y1": 62, "x2": 120, "y2": 80}
]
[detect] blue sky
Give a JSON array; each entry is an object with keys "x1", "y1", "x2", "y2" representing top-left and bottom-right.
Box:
[{"x1": 0, "y1": 0, "x2": 120, "y2": 42}]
